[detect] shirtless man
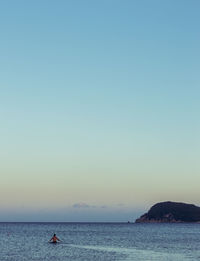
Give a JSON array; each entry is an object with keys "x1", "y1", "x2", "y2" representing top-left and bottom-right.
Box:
[{"x1": 49, "y1": 234, "x2": 61, "y2": 243}]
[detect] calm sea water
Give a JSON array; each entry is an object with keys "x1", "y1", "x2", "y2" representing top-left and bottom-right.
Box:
[{"x1": 0, "y1": 222, "x2": 200, "y2": 261}]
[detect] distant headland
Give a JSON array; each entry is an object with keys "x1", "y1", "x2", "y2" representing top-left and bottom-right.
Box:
[{"x1": 135, "y1": 201, "x2": 200, "y2": 223}]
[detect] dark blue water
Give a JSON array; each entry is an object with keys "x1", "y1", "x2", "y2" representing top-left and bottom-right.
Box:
[{"x1": 0, "y1": 222, "x2": 200, "y2": 260}]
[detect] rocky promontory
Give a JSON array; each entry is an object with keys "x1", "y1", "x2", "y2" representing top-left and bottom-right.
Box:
[{"x1": 135, "y1": 201, "x2": 200, "y2": 223}]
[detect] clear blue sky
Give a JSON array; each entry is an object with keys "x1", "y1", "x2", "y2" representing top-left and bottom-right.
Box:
[{"x1": 0, "y1": 0, "x2": 199, "y2": 221}]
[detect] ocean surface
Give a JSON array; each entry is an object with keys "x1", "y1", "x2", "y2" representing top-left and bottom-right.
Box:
[{"x1": 0, "y1": 222, "x2": 200, "y2": 261}]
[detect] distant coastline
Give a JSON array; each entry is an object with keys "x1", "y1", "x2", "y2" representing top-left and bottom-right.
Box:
[{"x1": 135, "y1": 201, "x2": 200, "y2": 223}]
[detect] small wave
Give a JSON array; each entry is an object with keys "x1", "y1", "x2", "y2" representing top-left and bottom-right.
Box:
[{"x1": 68, "y1": 244, "x2": 192, "y2": 261}]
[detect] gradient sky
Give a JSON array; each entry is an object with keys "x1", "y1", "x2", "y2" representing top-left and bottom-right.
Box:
[{"x1": 0, "y1": 0, "x2": 199, "y2": 221}]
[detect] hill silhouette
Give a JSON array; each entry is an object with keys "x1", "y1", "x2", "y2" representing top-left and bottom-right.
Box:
[{"x1": 135, "y1": 201, "x2": 200, "y2": 223}]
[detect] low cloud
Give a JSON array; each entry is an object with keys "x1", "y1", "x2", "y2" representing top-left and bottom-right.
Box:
[
  {"x1": 72, "y1": 203, "x2": 96, "y2": 209},
  {"x1": 116, "y1": 203, "x2": 126, "y2": 207},
  {"x1": 100, "y1": 205, "x2": 107, "y2": 209},
  {"x1": 71, "y1": 203, "x2": 124, "y2": 209}
]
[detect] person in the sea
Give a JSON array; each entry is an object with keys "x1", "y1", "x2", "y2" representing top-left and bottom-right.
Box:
[{"x1": 49, "y1": 234, "x2": 61, "y2": 243}]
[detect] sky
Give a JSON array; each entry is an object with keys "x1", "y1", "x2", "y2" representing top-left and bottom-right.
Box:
[{"x1": 0, "y1": 0, "x2": 199, "y2": 221}]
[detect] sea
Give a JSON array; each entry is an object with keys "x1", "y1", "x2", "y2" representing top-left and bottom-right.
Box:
[{"x1": 0, "y1": 222, "x2": 200, "y2": 261}]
